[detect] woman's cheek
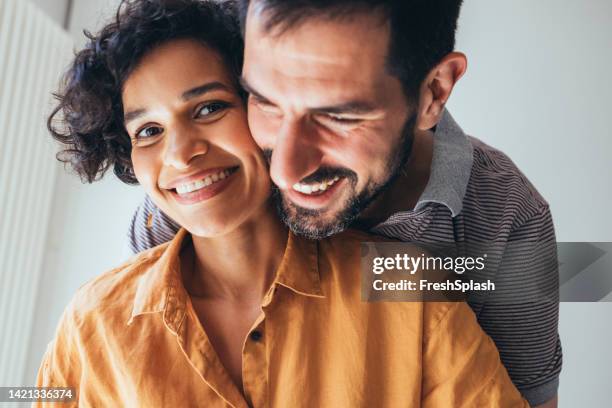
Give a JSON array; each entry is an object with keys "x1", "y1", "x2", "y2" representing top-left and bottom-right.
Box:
[{"x1": 131, "y1": 148, "x2": 159, "y2": 193}]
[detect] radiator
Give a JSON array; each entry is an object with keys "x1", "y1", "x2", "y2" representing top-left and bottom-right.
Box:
[{"x1": 0, "y1": 0, "x2": 73, "y2": 387}]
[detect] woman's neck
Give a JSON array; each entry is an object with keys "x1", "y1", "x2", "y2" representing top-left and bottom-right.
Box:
[{"x1": 184, "y1": 201, "x2": 288, "y2": 304}]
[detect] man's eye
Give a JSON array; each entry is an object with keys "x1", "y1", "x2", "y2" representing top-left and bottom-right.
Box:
[
  {"x1": 136, "y1": 126, "x2": 163, "y2": 139},
  {"x1": 250, "y1": 97, "x2": 281, "y2": 116},
  {"x1": 196, "y1": 102, "x2": 229, "y2": 118},
  {"x1": 323, "y1": 114, "x2": 362, "y2": 126}
]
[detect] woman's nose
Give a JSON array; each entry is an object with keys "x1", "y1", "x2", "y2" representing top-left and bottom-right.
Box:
[{"x1": 162, "y1": 125, "x2": 209, "y2": 169}]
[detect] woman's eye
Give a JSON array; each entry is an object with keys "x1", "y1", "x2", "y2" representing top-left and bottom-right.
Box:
[
  {"x1": 136, "y1": 126, "x2": 163, "y2": 139},
  {"x1": 196, "y1": 102, "x2": 229, "y2": 118}
]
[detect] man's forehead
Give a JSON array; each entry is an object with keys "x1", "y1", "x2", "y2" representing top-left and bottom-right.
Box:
[
  {"x1": 244, "y1": 6, "x2": 389, "y2": 68},
  {"x1": 243, "y1": 8, "x2": 391, "y2": 102}
]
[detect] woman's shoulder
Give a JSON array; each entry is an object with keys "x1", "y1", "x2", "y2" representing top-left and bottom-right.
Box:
[{"x1": 67, "y1": 243, "x2": 170, "y2": 322}]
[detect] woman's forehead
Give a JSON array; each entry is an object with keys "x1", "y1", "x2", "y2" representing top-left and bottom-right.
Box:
[{"x1": 122, "y1": 39, "x2": 234, "y2": 107}]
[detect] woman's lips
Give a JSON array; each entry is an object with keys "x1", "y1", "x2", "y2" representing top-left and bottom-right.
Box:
[{"x1": 169, "y1": 167, "x2": 238, "y2": 205}]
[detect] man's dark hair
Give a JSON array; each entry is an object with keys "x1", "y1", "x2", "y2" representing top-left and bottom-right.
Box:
[
  {"x1": 49, "y1": 0, "x2": 244, "y2": 184},
  {"x1": 237, "y1": 0, "x2": 463, "y2": 100}
]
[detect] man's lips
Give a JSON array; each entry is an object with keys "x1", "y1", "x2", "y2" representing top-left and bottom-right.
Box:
[{"x1": 283, "y1": 177, "x2": 346, "y2": 209}]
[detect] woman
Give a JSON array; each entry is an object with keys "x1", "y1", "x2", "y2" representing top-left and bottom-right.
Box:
[{"x1": 37, "y1": 1, "x2": 528, "y2": 407}]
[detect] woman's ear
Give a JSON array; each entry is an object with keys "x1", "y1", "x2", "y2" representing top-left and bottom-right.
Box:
[{"x1": 416, "y1": 52, "x2": 467, "y2": 130}]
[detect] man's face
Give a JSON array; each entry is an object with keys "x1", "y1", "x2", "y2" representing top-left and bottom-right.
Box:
[{"x1": 242, "y1": 7, "x2": 413, "y2": 238}]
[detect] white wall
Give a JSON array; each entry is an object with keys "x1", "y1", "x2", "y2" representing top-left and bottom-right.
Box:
[
  {"x1": 22, "y1": 0, "x2": 144, "y2": 385},
  {"x1": 449, "y1": 1, "x2": 612, "y2": 407},
  {"x1": 30, "y1": 0, "x2": 69, "y2": 26},
  {"x1": 66, "y1": 0, "x2": 121, "y2": 46},
  {"x1": 451, "y1": 0, "x2": 612, "y2": 242},
  {"x1": 22, "y1": 0, "x2": 612, "y2": 406}
]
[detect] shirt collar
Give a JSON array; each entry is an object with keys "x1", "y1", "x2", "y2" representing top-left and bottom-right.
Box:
[
  {"x1": 413, "y1": 109, "x2": 474, "y2": 217},
  {"x1": 274, "y1": 232, "x2": 325, "y2": 298},
  {"x1": 128, "y1": 228, "x2": 324, "y2": 325},
  {"x1": 128, "y1": 228, "x2": 189, "y2": 325}
]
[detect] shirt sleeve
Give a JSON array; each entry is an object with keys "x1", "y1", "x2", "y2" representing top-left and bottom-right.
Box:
[
  {"x1": 422, "y1": 302, "x2": 530, "y2": 408},
  {"x1": 475, "y1": 204, "x2": 561, "y2": 406},
  {"x1": 127, "y1": 195, "x2": 180, "y2": 254},
  {"x1": 33, "y1": 304, "x2": 82, "y2": 408}
]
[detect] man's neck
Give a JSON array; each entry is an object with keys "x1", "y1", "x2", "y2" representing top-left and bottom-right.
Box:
[{"x1": 356, "y1": 128, "x2": 434, "y2": 229}]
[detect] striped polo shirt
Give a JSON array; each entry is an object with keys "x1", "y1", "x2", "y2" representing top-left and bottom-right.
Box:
[{"x1": 127, "y1": 110, "x2": 561, "y2": 406}]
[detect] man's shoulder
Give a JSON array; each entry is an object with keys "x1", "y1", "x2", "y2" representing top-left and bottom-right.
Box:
[
  {"x1": 464, "y1": 136, "x2": 550, "y2": 224},
  {"x1": 128, "y1": 195, "x2": 180, "y2": 253}
]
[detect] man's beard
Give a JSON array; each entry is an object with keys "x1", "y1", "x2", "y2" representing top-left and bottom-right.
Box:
[{"x1": 265, "y1": 114, "x2": 417, "y2": 239}]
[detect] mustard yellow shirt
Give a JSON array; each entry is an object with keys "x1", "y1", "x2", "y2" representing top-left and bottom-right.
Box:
[{"x1": 35, "y1": 228, "x2": 528, "y2": 407}]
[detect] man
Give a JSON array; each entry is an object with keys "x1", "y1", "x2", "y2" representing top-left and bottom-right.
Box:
[{"x1": 129, "y1": 1, "x2": 561, "y2": 406}]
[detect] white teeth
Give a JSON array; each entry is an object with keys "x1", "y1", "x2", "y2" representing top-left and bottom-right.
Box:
[
  {"x1": 292, "y1": 176, "x2": 341, "y2": 195},
  {"x1": 193, "y1": 180, "x2": 205, "y2": 190},
  {"x1": 175, "y1": 169, "x2": 233, "y2": 195}
]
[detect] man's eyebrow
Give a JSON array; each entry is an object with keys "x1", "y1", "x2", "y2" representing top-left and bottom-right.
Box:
[
  {"x1": 312, "y1": 102, "x2": 378, "y2": 116},
  {"x1": 239, "y1": 76, "x2": 272, "y2": 103},
  {"x1": 124, "y1": 82, "x2": 232, "y2": 125}
]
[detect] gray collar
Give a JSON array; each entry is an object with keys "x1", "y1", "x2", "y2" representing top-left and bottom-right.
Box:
[{"x1": 412, "y1": 109, "x2": 473, "y2": 217}]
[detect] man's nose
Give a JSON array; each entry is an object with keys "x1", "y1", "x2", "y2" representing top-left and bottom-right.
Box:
[
  {"x1": 162, "y1": 125, "x2": 209, "y2": 169},
  {"x1": 269, "y1": 118, "x2": 323, "y2": 189}
]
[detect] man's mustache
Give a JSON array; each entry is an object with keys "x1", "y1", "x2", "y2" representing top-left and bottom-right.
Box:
[{"x1": 262, "y1": 148, "x2": 357, "y2": 185}]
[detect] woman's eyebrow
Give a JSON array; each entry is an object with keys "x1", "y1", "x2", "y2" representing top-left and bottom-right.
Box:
[
  {"x1": 124, "y1": 109, "x2": 146, "y2": 125},
  {"x1": 181, "y1": 81, "x2": 231, "y2": 101},
  {"x1": 124, "y1": 81, "x2": 232, "y2": 125}
]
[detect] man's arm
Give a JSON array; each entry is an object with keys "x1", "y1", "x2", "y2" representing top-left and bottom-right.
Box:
[
  {"x1": 535, "y1": 395, "x2": 558, "y2": 408},
  {"x1": 476, "y1": 203, "x2": 562, "y2": 406}
]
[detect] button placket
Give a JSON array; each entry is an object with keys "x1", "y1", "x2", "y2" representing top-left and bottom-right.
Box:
[{"x1": 241, "y1": 313, "x2": 268, "y2": 407}]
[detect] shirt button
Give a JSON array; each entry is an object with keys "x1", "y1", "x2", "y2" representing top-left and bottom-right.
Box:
[{"x1": 250, "y1": 330, "x2": 263, "y2": 342}]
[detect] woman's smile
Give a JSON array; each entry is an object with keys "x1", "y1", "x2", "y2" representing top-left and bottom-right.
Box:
[{"x1": 167, "y1": 166, "x2": 240, "y2": 205}]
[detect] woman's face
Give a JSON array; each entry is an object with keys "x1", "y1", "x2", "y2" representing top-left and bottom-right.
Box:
[{"x1": 124, "y1": 39, "x2": 271, "y2": 237}]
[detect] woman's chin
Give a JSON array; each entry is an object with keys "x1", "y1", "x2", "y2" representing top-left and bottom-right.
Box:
[{"x1": 182, "y1": 219, "x2": 238, "y2": 239}]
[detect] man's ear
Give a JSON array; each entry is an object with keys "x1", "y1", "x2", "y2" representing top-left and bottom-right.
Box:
[{"x1": 416, "y1": 52, "x2": 467, "y2": 130}]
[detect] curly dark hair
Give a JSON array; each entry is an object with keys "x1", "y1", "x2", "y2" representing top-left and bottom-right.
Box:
[{"x1": 49, "y1": 0, "x2": 244, "y2": 184}]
